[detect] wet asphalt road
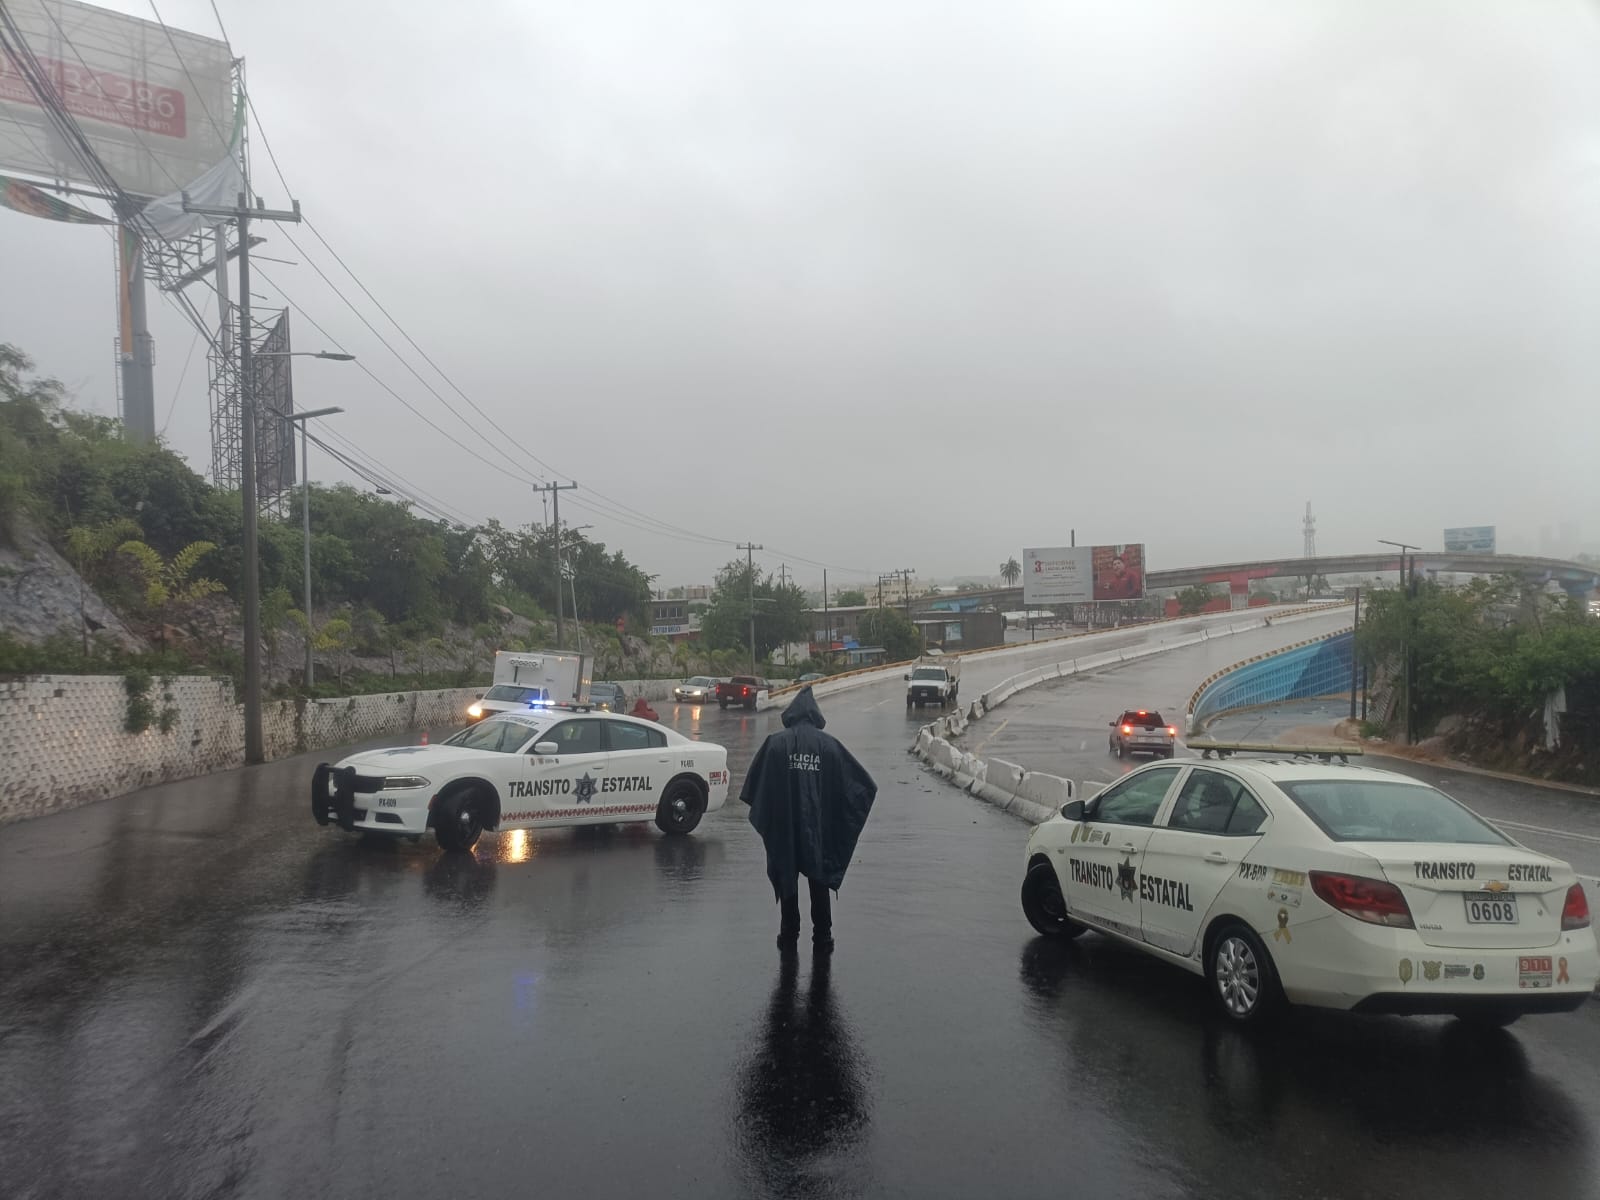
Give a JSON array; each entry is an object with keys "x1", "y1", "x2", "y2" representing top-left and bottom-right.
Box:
[{"x1": 5, "y1": 610, "x2": 1600, "y2": 1200}]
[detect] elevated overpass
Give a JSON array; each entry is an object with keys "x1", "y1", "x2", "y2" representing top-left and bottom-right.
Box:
[{"x1": 912, "y1": 552, "x2": 1600, "y2": 615}]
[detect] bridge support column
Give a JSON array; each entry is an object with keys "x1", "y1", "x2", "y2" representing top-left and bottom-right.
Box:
[{"x1": 1229, "y1": 574, "x2": 1250, "y2": 611}]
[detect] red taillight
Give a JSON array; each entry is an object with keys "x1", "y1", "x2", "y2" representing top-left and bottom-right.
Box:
[
  {"x1": 1121, "y1": 724, "x2": 1133, "y2": 734},
  {"x1": 1309, "y1": 871, "x2": 1415, "y2": 928},
  {"x1": 1562, "y1": 883, "x2": 1591, "y2": 931}
]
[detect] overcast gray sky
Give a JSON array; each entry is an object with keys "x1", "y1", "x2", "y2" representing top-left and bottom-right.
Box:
[{"x1": 6, "y1": 0, "x2": 1600, "y2": 589}]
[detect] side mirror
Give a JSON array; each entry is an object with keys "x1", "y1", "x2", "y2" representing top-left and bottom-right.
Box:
[
  {"x1": 1060, "y1": 799, "x2": 1085, "y2": 821},
  {"x1": 903, "y1": 674, "x2": 911, "y2": 680},
  {"x1": 1109, "y1": 720, "x2": 1118, "y2": 727},
  {"x1": 533, "y1": 741, "x2": 559, "y2": 755}
]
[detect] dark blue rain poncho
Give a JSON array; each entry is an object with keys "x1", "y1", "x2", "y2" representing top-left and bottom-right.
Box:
[{"x1": 741, "y1": 687, "x2": 878, "y2": 900}]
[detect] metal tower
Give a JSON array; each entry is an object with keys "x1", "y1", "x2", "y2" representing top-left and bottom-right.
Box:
[{"x1": 1303, "y1": 501, "x2": 1317, "y2": 558}]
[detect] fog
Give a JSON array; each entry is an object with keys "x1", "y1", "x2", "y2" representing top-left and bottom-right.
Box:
[{"x1": 6, "y1": 0, "x2": 1600, "y2": 588}]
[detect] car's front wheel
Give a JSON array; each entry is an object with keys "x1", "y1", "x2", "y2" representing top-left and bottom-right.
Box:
[
  {"x1": 1206, "y1": 923, "x2": 1283, "y2": 1025},
  {"x1": 1021, "y1": 861, "x2": 1086, "y2": 939},
  {"x1": 434, "y1": 785, "x2": 486, "y2": 853},
  {"x1": 655, "y1": 780, "x2": 704, "y2": 835}
]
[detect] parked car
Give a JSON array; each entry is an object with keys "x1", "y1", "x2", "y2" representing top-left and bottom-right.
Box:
[
  {"x1": 1021, "y1": 753, "x2": 1598, "y2": 1027},
  {"x1": 674, "y1": 676, "x2": 719, "y2": 703},
  {"x1": 589, "y1": 682, "x2": 627, "y2": 712},
  {"x1": 311, "y1": 710, "x2": 730, "y2": 850}
]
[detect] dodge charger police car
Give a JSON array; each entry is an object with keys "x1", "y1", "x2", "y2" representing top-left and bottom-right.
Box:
[
  {"x1": 311, "y1": 709, "x2": 730, "y2": 852},
  {"x1": 1020, "y1": 750, "x2": 1597, "y2": 1027}
]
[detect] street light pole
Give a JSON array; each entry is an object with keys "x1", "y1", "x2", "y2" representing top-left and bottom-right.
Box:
[
  {"x1": 1377, "y1": 540, "x2": 1420, "y2": 743},
  {"x1": 183, "y1": 190, "x2": 302, "y2": 764},
  {"x1": 283, "y1": 404, "x2": 345, "y2": 687}
]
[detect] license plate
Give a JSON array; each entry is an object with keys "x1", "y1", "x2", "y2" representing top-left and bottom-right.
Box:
[{"x1": 1464, "y1": 894, "x2": 1519, "y2": 924}]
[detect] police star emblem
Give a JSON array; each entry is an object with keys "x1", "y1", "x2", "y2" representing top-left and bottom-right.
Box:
[
  {"x1": 574, "y1": 773, "x2": 598, "y2": 804},
  {"x1": 1116, "y1": 855, "x2": 1138, "y2": 903}
]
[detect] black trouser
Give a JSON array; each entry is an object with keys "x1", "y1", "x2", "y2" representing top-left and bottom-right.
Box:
[{"x1": 779, "y1": 879, "x2": 832, "y2": 940}]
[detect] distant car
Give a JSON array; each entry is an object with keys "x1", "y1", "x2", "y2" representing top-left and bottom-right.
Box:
[
  {"x1": 796, "y1": 673, "x2": 825, "y2": 684},
  {"x1": 1021, "y1": 754, "x2": 1598, "y2": 1026},
  {"x1": 1109, "y1": 708, "x2": 1178, "y2": 759},
  {"x1": 312, "y1": 710, "x2": 731, "y2": 850},
  {"x1": 674, "y1": 676, "x2": 719, "y2": 703},
  {"x1": 467, "y1": 683, "x2": 553, "y2": 723},
  {"x1": 589, "y1": 682, "x2": 626, "y2": 712},
  {"x1": 716, "y1": 675, "x2": 768, "y2": 711}
]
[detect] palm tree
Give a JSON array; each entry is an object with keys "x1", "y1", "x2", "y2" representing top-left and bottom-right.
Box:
[
  {"x1": 117, "y1": 539, "x2": 224, "y2": 651},
  {"x1": 1001, "y1": 557, "x2": 1022, "y2": 587}
]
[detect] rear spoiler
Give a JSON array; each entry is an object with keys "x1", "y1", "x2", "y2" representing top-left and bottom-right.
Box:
[{"x1": 1187, "y1": 739, "x2": 1362, "y2": 763}]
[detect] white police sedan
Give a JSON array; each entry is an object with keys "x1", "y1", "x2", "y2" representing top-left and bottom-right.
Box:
[
  {"x1": 1020, "y1": 750, "x2": 1598, "y2": 1027},
  {"x1": 311, "y1": 709, "x2": 730, "y2": 852}
]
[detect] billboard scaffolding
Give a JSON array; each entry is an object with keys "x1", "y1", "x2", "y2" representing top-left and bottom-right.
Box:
[{"x1": 208, "y1": 306, "x2": 295, "y2": 515}]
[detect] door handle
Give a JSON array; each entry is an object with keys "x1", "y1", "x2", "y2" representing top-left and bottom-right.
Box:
[
  {"x1": 1204, "y1": 853, "x2": 1229, "y2": 865},
  {"x1": 1120, "y1": 843, "x2": 1138, "y2": 854}
]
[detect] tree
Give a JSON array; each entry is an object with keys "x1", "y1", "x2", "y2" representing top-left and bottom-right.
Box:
[
  {"x1": 858, "y1": 607, "x2": 923, "y2": 662},
  {"x1": 1176, "y1": 585, "x2": 1215, "y2": 616},
  {"x1": 701, "y1": 559, "x2": 809, "y2": 663},
  {"x1": 835, "y1": 588, "x2": 868, "y2": 607},
  {"x1": 1000, "y1": 557, "x2": 1022, "y2": 587},
  {"x1": 117, "y1": 538, "x2": 225, "y2": 651}
]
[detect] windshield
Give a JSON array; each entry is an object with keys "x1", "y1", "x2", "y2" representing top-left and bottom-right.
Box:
[
  {"x1": 685, "y1": 677, "x2": 715, "y2": 686},
  {"x1": 1279, "y1": 779, "x2": 1511, "y2": 845},
  {"x1": 911, "y1": 667, "x2": 947, "y2": 680},
  {"x1": 483, "y1": 684, "x2": 545, "y2": 703},
  {"x1": 1122, "y1": 711, "x2": 1164, "y2": 727},
  {"x1": 442, "y1": 718, "x2": 538, "y2": 754}
]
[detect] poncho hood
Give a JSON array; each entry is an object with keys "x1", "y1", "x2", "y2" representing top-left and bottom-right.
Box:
[{"x1": 782, "y1": 686, "x2": 826, "y2": 730}]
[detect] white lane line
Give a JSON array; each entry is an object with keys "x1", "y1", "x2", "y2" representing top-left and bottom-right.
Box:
[{"x1": 1492, "y1": 818, "x2": 1600, "y2": 846}]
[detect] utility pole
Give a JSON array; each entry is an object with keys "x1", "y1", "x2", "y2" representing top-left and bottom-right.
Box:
[
  {"x1": 182, "y1": 189, "x2": 303, "y2": 765},
  {"x1": 1377, "y1": 540, "x2": 1420, "y2": 744},
  {"x1": 1349, "y1": 586, "x2": 1361, "y2": 721},
  {"x1": 822, "y1": 568, "x2": 829, "y2": 667},
  {"x1": 538, "y1": 481, "x2": 578, "y2": 648},
  {"x1": 738, "y1": 542, "x2": 762, "y2": 674},
  {"x1": 898, "y1": 568, "x2": 914, "y2": 615},
  {"x1": 777, "y1": 564, "x2": 790, "y2": 665},
  {"x1": 284, "y1": 405, "x2": 345, "y2": 687}
]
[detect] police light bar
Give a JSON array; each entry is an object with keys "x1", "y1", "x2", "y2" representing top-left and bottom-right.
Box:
[{"x1": 1187, "y1": 740, "x2": 1362, "y2": 763}]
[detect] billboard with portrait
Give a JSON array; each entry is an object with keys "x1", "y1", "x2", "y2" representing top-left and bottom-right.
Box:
[{"x1": 1092, "y1": 543, "x2": 1145, "y2": 601}]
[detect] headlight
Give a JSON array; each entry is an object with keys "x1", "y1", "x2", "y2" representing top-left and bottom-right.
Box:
[
  {"x1": 467, "y1": 702, "x2": 483, "y2": 718},
  {"x1": 382, "y1": 775, "x2": 431, "y2": 790}
]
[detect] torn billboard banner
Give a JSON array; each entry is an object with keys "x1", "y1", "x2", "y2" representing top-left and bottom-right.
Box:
[
  {"x1": 1024, "y1": 543, "x2": 1146, "y2": 604},
  {"x1": 0, "y1": 0, "x2": 234, "y2": 200}
]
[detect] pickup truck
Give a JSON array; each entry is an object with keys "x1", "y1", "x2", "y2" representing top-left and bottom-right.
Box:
[
  {"x1": 906, "y1": 656, "x2": 961, "y2": 708},
  {"x1": 716, "y1": 675, "x2": 768, "y2": 711}
]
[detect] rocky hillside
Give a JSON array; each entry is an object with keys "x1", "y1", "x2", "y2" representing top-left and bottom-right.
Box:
[{"x1": 0, "y1": 519, "x2": 143, "y2": 651}]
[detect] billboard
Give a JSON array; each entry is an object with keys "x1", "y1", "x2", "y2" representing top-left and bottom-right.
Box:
[
  {"x1": 0, "y1": 0, "x2": 234, "y2": 199},
  {"x1": 251, "y1": 310, "x2": 295, "y2": 504},
  {"x1": 1024, "y1": 544, "x2": 1146, "y2": 604},
  {"x1": 1443, "y1": 526, "x2": 1495, "y2": 554}
]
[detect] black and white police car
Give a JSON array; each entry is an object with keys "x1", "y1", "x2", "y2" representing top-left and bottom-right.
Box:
[
  {"x1": 311, "y1": 708, "x2": 730, "y2": 852},
  {"x1": 1021, "y1": 746, "x2": 1598, "y2": 1027}
]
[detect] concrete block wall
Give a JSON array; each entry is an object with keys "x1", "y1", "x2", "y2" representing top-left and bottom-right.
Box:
[{"x1": 0, "y1": 675, "x2": 479, "y2": 826}]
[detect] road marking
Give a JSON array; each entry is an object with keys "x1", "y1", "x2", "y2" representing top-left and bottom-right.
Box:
[
  {"x1": 971, "y1": 716, "x2": 1011, "y2": 756},
  {"x1": 1492, "y1": 818, "x2": 1600, "y2": 847}
]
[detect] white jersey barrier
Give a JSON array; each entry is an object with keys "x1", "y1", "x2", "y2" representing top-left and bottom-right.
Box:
[{"x1": 908, "y1": 606, "x2": 1350, "y2": 827}]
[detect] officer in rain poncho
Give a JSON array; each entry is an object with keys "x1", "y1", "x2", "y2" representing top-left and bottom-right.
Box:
[{"x1": 741, "y1": 687, "x2": 878, "y2": 952}]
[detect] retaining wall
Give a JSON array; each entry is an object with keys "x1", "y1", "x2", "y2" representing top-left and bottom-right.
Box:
[{"x1": 0, "y1": 676, "x2": 480, "y2": 826}]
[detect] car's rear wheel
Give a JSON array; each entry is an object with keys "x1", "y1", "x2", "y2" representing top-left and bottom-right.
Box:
[
  {"x1": 1206, "y1": 923, "x2": 1283, "y2": 1025},
  {"x1": 434, "y1": 786, "x2": 485, "y2": 853},
  {"x1": 1021, "y1": 861, "x2": 1086, "y2": 939},
  {"x1": 1114, "y1": 741, "x2": 1125, "y2": 760},
  {"x1": 655, "y1": 780, "x2": 704, "y2": 835},
  {"x1": 719, "y1": 699, "x2": 728, "y2": 709}
]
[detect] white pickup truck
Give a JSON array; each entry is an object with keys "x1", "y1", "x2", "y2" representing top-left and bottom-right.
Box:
[{"x1": 905, "y1": 656, "x2": 961, "y2": 708}]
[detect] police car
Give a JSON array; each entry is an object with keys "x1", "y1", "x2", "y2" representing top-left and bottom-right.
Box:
[
  {"x1": 1020, "y1": 747, "x2": 1598, "y2": 1027},
  {"x1": 311, "y1": 709, "x2": 731, "y2": 852}
]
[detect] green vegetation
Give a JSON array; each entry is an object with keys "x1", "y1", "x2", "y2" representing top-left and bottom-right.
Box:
[
  {"x1": 1356, "y1": 577, "x2": 1600, "y2": 780},
  {"x1": 1176, "y1": 584, "x2": 1216, "y2": 616},
  {"x1": 0, "y1": 343, "x2": 659, "y2": 689},
  {"x1": 857, "y1": 607, "x2": 923, "y2": 662},
  {"x1": 700, "y1": 559, "x2": 809, "y2": 664},
  {"x1": 834, "y1": 588, "x2": 869, "y2": 607}
]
